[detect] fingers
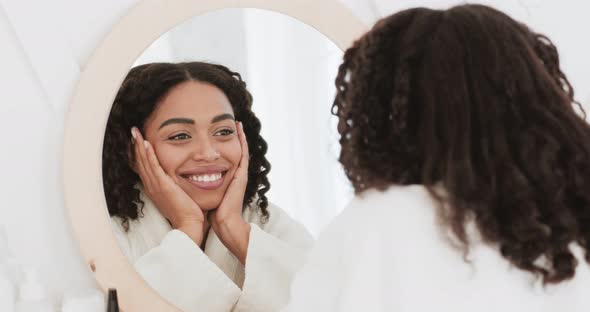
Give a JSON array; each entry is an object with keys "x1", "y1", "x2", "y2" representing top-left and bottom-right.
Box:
[
  {"x1": 207, "y1": 123, "x2": 249, "y2": 224},
  {"x1": 132, "y1": 127, "x2": 156, "y2": 189},
  {"x1": 236, "y1": 122, "x2": 249, "y2": 176},
  {"x1": 218, "y1": 122, "x2": 248, "y2": 208},
  {"x1": 133, "y1": 127, "x2": 180, "y2": 195},
  {"x1": 144, "y1": 139, "x2": 172, "y2": 184}
]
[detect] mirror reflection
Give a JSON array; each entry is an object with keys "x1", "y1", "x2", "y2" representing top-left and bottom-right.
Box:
[{"x1": 101, "y1": 8, "x2": 349, "y2": 311}]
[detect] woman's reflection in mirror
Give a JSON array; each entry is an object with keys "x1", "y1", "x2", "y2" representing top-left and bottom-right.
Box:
[{"x1": 102, "y1": 62, "x2": 313, "y2": 311}]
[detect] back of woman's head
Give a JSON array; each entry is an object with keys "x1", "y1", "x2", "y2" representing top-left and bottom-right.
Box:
[
  {"x1": 333, "y1": 4, "x2": 590, "y2": 284},
  {"x1": 103, "y1": 62, "x2": 271, "y2": 229}
]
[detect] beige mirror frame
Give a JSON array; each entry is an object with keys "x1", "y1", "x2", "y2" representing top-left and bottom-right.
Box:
[{"x1": 63, "y1": 0, "x2": 367, "y2": 310}]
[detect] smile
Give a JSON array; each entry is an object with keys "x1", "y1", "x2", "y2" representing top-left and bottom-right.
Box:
[
  {"x1": 181, "y1": 171, "x2": 228, "y2": 191},
  {"x1": 187, "y1": 173, "x2": 222, "y2": 183}
]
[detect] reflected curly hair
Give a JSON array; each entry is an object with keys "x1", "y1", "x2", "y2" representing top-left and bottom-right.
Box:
[
  {"x1": 103, "y1": 62, "x2": 271, "y2": 230},
  {"x1": 333, "y1": 4, "x2": 590, "y2": 284}
]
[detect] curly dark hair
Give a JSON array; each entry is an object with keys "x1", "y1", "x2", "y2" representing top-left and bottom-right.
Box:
[
  {"x1": 332, "y1": 4, "x2": 590, "y2": 284},
  {"x1": 103, "y1": 62, "x2": 271, "y2": 230}
]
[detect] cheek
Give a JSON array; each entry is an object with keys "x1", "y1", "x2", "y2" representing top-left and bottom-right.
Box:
[
  {"x1": 152, "y1": 144, "x2": 186, "y2": 175},
  {"x1": 217, "y1": 139, "x2": 242, "y2": 167}
]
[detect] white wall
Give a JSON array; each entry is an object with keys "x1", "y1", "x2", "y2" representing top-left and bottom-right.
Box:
[
  {"x1": 0, "y1": 0, "x2": 140, "y2": 305},
  {"x1": 369, "y1": 0, "x2": 590, "y2": 106},
  {"x1": 0, "y1": 0, "x2": 588, "y2": 306}
]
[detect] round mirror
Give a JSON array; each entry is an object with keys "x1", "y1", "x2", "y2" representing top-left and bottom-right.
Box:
[{"x1": 63, "y1": 0, "x2": 366, "y2": 311}]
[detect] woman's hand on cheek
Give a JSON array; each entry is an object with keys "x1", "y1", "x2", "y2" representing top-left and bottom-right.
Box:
[
  {"x1": 132, "y1": 127, "x2": 209, "y2": 247},
  {"x1": 209, "y1": 122, "x2": 251, "y2": 264}
]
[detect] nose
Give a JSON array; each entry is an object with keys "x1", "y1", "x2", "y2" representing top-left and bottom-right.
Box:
[{"x1": 190, "y1": 137, "x2": 220, "y2": 162}]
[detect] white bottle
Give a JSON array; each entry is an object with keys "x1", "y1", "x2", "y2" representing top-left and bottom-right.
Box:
[
  {"x1": 15, "y1": 268, "x2": 53, "y2": 312},
  {"x1": 0, "y1": 270, "x2": 15, "y2": 312}
]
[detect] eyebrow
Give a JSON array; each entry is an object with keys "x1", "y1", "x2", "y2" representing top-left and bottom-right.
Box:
[
  {"x1": 159, "y1": 118, "x2": 194, "y2": 129},
  {"x1": 211, "y1": 113, "x2": 235, "y2": 123},
  {"x1": 158, "y1": 114, "x2": 235, "y2": 130}
]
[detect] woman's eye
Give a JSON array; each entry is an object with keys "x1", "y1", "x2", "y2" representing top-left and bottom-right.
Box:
[
  {"x1": 214, "y1": 129, "x2": 235, "y2": 136},
  {"x1": 169, "y1": 133, "x2": 191, "y2": 141}
]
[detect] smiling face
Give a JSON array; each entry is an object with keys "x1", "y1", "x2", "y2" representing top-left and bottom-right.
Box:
[{"x1": 143, "y1": 80, "x2": 241, "y2": 210}]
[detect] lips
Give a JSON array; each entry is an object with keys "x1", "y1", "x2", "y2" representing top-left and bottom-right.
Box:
[{"x1": 179, "y1": 166, "x2": 229, "y2": 191}]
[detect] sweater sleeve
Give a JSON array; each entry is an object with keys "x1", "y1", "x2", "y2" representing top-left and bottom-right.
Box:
[
  {"x1": 233, "y1": 204, "x2": 314, "y2": 312},
  {"x1": 115, "y1": 226, "x2": 242, "y2": 312}
]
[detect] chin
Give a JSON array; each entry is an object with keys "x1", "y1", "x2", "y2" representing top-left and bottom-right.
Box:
[{"x1": 192, "y1": 194, "x2": 223, "y2": 210}]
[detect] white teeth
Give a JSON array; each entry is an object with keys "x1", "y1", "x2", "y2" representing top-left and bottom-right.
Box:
[{"x1": 187, "y1": 173, "x2": 222, "y2": 183}]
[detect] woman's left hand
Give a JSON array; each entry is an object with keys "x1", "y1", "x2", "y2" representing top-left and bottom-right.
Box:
[{"x1": 209, "y1": 121, "x2": 251, "y2": 264}]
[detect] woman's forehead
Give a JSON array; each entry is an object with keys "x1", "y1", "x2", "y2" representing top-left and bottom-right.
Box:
[{"x1": 152, "y1": 81, "x2": 234, "y2": 122}]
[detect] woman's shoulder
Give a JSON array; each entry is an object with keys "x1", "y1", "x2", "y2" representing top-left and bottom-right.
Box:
[
  {"x1": 243, "y1": 199, "x2": 313, "y2": 242},
  {"x1": 243, "y1": 199, "x2": 296, "y2": 227},
  {"x1": 110, "y1": 198, "x2": 171, "y2": 233},
  {"x1": 109, "y1": 195, "x2": 173, "y2": 258},
  {"x1": 343, "y1": 184, "x2": 436, "y2": 226},
  {"x1": 312, "y1": 185, "x2": 439, "y2": 251}
]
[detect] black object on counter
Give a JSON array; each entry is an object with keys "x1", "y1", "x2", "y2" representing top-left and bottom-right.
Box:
[{"x1": 107, "y1": 288, "x2": 119, "y2": 312}]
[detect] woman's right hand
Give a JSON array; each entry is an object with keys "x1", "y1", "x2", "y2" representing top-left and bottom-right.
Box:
[{"x1": 131, "y1": 127, "x2": 208, "y2": 247}]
